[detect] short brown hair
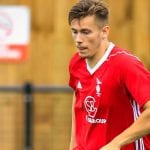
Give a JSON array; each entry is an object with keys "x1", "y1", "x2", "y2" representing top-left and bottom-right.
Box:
[{"x1": 68, "y1": 0, "x2": 109, "y2": 27}]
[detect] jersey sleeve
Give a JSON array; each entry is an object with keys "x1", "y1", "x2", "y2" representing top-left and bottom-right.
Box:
[
  {"x1": 120, "y1": 55, "x2": 150, "y2": 107},
  {"x1": 69, "y1": 71, "x2": 76, "y2": 90},
  {"x1": 68, "y1": 55, "x2": 77, "y2": 90}
]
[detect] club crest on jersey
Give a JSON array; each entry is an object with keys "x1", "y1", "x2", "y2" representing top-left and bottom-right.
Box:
[{"x1": 96, "y1": 78, "x2": 102, "y2": 97}]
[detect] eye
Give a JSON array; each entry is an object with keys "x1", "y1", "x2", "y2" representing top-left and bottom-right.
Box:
[
  {"x1": 81, "y1": 30, "x2": 91, "y2": 35},
  {"x1": 72, "y1": 31, "x2": 77, "y2": 34},
  {"x1": 83, "y1": 31, "x2": 89, "y2": 35},
  {"x1": 71, "y1": 29, "x2": 78, "y2": 35}
]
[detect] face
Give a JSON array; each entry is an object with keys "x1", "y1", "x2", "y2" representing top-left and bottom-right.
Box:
[{"x1": 70, "y1": 15, "x2": 109, "y2": 59}]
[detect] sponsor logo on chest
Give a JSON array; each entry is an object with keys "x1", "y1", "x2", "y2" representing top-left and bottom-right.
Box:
[{"x1": 76, "y1": 77, "x2": 107, "y2": 124}]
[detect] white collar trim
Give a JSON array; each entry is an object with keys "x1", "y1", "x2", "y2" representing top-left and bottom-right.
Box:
[{"x1": 86, "y1": 42, "x2": 115, "y2": 75}]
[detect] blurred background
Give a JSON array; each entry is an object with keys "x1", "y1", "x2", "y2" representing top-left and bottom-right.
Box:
[{"x1": 0, "y1": 0, "x2": 149, "y2": 150}]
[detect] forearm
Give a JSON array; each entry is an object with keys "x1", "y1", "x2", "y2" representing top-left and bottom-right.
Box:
[
  {"x1": 112, "y1": 107, "x2": 150, "y2": 147},
  {"x1": 69, "y1": 123, "x2": 76, "y2": 150},
  {"x1": 69, "y1": 93, "x2": 76, "y2": 150},
  {"x1": 100, "y1": 101, "x2": 150, "y2": 150},
  {"x1": 69, "y1": 138, "x2": 75, "y2": 150},
  {"x1": 112, "y1": 105, "x2": 150, "y2": 148}
]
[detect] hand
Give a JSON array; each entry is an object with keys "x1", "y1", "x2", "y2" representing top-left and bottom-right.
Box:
[{"x1": 100, "y1": 142, "x2": 121, "y2": 150}]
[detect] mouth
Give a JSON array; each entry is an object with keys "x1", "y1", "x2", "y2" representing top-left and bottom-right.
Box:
[
  {"x1": 77, "y1": 47, "x2": 88, "y2": 57},
  {"x1": 77, "y1": 46, "x2": 88, "y2": 51}
]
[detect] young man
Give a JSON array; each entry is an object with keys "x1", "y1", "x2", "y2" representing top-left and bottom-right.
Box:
[{"x1": 68, "y1": 0, "x2": 150, "y2": 150}]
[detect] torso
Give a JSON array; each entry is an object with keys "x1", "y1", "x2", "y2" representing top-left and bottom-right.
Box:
[{"x1": 69, "y1": 43, "x2": 150, "y2": 150}]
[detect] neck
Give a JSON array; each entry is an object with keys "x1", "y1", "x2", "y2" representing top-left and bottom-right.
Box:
[{"x1": 87, "y1": 41, "x2": 110, "y2": 68}]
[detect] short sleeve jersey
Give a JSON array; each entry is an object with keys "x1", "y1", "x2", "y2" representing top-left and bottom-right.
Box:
[{"x1": 69, "y1": 42, "x2": 150, "y2": 150}]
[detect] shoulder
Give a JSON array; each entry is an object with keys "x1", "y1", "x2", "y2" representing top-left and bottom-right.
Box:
[
  {"x1": 108, "y1": 46, "x2": 142, "y2": 68},
  {"x1": 108, "y1": 46, "x2": 150, "y2": 81},
  {"x1": 69, "y1": 52, "x2": 84, "y2": 72},
  {"x1": 69, "y1": 52, "x2": 80, "y2": 66}
]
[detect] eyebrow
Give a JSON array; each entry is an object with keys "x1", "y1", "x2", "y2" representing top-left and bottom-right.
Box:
[
  {"x1": 71, "y1": 28, "x2": 77, "y2": 31},
  {"x1": 71, "y1": 28, "x2": 91, "y2": 32}
]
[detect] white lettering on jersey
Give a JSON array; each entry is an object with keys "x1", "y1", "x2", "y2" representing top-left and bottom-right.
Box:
[{"x1": 86, "y1": 116, "x2": 107, "y2": 124}]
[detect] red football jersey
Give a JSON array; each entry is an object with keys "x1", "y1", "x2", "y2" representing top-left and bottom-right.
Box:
[{"x1": 69, "y1": 43, "x2": 150, "y2": 150}]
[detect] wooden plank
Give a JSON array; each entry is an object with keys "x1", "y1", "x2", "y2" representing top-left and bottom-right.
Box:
[
  {"x1": 0, "y1": 94, "x2": 23, "y2": 150},
  {"x1": 108, "y1": 0, "x2": 133, "y2": 49},
  {"x1": 132, "y1": 0, "x2": 150, "y2": 67}
]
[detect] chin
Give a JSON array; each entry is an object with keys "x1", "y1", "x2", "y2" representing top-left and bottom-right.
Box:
[
  {"x1": 79, "y1": 54, "x2": 88, "y2": 58},
  {"x1": 78, "y1": 52, "x2": 89, "y2": 58}
]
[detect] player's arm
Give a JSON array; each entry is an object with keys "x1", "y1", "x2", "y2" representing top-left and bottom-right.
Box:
[
  {"x1": 100, "y1": 100, "x2": 150, "y2": 150},
  {"x1": 69, "y1": 93, "x2": 77, "y2": 150}
]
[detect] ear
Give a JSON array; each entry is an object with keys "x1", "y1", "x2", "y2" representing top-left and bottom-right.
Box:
[{"x1": 102, "y1": 25, "x2": 109, "y2": 39}]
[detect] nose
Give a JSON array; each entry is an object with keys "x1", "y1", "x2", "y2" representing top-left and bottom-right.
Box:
[{"x1": 75, "y1": 33, "x2": 83, "y2": 44}]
